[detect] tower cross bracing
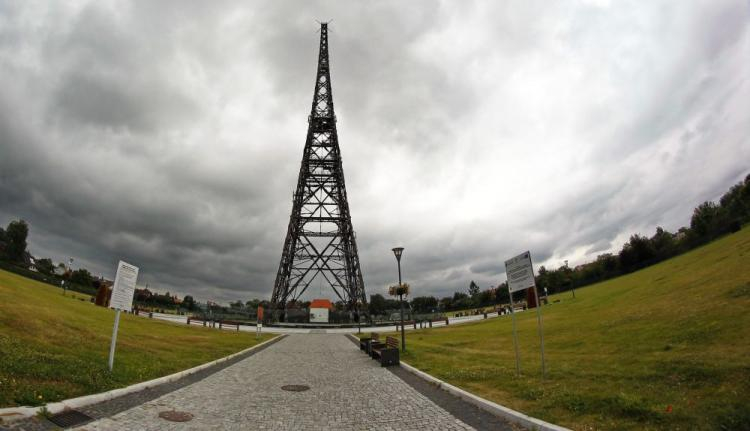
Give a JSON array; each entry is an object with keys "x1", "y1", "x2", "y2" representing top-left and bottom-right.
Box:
[{"x1": 270, "y1": 23, "x2": 367, "y2": 319}]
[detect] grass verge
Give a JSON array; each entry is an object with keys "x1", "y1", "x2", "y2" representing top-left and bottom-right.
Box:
[
  {"x1": 387, "y1": 228, "x2": 750, "y2": 430},
  {"x1": 0, "y1": 270, "x2": 274, "y2": 407}
]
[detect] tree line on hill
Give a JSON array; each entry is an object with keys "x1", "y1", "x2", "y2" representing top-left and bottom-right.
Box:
[
  {"x1": 0, "y1": 224, "x2": 246, "y2": 314},
  {"x1": 535, "y1": 173, "x2": 749, "y2": 296},
  {"x1": 0, "y1": 219, "x2": 100, "y2": 295},
  {"x1": 370, "y1": 173, "x2": 750, "y2": 315},
  {"x1": 0, "y1": 221, "x2": 191, "y2": 310}
]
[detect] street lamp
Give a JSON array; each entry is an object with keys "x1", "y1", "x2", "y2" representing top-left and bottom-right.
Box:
[
  {"x1": 392, "y1": 247, "x2": 405, "y2": 352},
  {"x1": 64, "y1": 257, "x2": 74, "y2": 296},
  {"x1": 564, "y1": 260, "x2": 575, "y2": 299}
]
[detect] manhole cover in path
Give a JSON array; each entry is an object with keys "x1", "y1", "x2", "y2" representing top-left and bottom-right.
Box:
[
  {"x1": 48, "y1": 410, "x2": 93, "y2": 427},
  {"x1": 281, "y1": 384, "x2": 310, "y2": 392},
  {"x1": 159, "y1": 411, "x2": 194, "y2": 422}
]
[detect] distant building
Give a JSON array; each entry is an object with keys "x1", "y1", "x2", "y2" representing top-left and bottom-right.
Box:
[
  {"x1": 309, "y1": 299, "x2": 333, "y2": 323},
  {"x1": 27, "y1": 257, "x2": 37, "y2": 272}
]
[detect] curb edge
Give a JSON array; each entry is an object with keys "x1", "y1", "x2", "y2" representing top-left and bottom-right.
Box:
[{"x1": 399, "y1": 360, "x2": 570, "y2": 431}]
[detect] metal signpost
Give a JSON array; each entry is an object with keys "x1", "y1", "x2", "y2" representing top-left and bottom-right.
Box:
[
  {"x1": 392, "y1": 247, "x2": 406, "y2": 352},
  {"x1": 505, "y1": 251, "x2": 547, "y2": 378},
  {"x1": 66, "y1": 257, "x2": 73, "y2": 296},
  {"x1": 108, "y1": 260, "x2": 139, "y2": 372}
]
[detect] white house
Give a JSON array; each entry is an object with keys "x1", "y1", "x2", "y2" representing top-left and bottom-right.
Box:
[{"x1": 309, "y1": 299, "x2": 333, "y2": 323}]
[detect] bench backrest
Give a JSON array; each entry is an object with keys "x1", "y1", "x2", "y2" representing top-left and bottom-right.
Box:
[{"x1": 385, "y1": 336, "x2": 399, "y2": 349}]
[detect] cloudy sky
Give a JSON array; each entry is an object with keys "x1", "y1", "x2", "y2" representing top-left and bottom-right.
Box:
[{"x1": 1, "y1": 0, "x2": 748, "y2": 303}]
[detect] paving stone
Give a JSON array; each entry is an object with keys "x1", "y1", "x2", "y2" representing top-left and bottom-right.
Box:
[{"x1": 73, "y1": 334, "x2": 478, "y2": 431}]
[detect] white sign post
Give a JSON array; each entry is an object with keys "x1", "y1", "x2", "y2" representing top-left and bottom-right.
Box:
[
  {"x1": 108, "y1": 260, "x2": 139, "y2": 371},
  {"x1": 505, "y1": 251, "x2": 547, "y2": 378}
]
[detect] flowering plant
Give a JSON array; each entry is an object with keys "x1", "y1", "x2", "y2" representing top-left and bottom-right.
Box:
[{"x1": 388, "y1": 283, "x2": 410, "y2": 297}]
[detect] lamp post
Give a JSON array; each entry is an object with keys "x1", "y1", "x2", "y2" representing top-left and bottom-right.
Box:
[
  {"x1": 392, "y1": 247, "x2": 405, "y2": 352},
  {"x1": 65, "y1": 257, "x2": 73, "y2": 296},
  {"x1": 565, "y1": 259, "x2": 575, "y2": 299}
]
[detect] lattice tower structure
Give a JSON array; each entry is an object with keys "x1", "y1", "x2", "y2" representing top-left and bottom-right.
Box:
[{"x1": 270, "y1": 23, "x2": 367, "y2": 319}]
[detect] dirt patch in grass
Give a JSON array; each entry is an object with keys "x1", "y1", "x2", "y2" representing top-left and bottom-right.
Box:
[{"x1": 727, "y1": 282, "x2": 750, "y2": 298}]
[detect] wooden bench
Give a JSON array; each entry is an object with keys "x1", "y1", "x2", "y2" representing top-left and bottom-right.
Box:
[
  {"x1": 367, "y1": 333, "x2": 385, "y2": 356},
  {"x1": 371, "y1": 336, "x2": 399, "y2": 366},
  {"x1": 187, "y1": 317, "x2": 241, "y2": 331},
  {"x1": 359, "y1": 332, "x2": 377, "y2": 351},
  {"x1": 218, "y1": 320, "x2": 241, "y2": 331},
  {"x1": 187, "y1": 316, "x2": 208, "y2": 327}
]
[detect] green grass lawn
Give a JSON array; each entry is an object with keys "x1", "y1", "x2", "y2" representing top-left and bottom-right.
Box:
[
  {"x1": 388, "y1": 228, "x2": 750, "y2": 430},
  {"x1": 0, "y1": 270, "x2": 274, "y2": 408}
]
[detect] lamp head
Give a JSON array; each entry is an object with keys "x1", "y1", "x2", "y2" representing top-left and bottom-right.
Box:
[{"x1": 391, "y1": 247, "x2": 404, "y2": 261}]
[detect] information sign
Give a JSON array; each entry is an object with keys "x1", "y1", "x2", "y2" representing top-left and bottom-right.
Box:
[
  {"x1": 110, "y1": 261, "x2": 139, "y2": 312},
  {"x1": 504, "y1": 251, "x2": 536, "y2": 293}
]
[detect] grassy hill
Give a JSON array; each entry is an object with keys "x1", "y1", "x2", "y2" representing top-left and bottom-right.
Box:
[
  {"x1": 394, "y1": 228, "x2": 750, "y2": 430},
  {"x1": 0, "y1": 270, "x2": 273, "y2": 408}
]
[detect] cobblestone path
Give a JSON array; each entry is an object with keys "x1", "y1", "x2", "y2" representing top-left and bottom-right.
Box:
[{"x1": 75, "y1": 334, "x2": 477, "y2": 431}]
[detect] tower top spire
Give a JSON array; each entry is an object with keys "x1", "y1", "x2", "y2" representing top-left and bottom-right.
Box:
[{"x1": 311, "y1": 21, "x2": 334, "y2": 120}]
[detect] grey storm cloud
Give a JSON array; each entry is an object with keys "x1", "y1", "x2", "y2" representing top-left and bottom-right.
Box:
[{"x1": 1, "y1": 0, "x2": 748, "y2": 303}]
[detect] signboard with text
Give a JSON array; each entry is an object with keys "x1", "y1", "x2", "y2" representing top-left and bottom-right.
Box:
[
  {"x1": 504, "y1": 251, "x2": 536, "y2": 293},
  {"x1": 110, "y1": 261, "x2": 139, "y2": 312},
  {"x1": 503, "y1": 250, "x2": 546, "y2": 378}
]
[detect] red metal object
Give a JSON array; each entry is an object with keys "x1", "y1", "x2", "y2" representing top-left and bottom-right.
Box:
[{"x1": 526, "y1": 287, "x2": 538, "y2": 309}]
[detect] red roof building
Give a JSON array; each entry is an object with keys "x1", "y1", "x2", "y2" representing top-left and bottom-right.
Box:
[
  {"x1": 309, "y1": 298, "x2": 333, "y2": 323},
  {"x1": 309, "y1": 299, "x2": 333, "y2": 310}
]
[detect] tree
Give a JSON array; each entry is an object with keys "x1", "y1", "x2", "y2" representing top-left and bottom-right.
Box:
[
  {"x1": 5, "y1": 219, "x2": 28, "y2": 263},
  {"x1": 154, "y1": 291, "x2": 174, "y2": 307},
  {"x1": 690, "y1": 201, "x2": 725, "y2": 241},
  {"x1": 596, "y1": 253, "x2": 618, "y2": 276},
  {"x1": 452, "y1": 292, "x2": 471, "y2": 310},
  {"x1": 183, "y1": 295, "x2": 196, "y2": 311},
  {"x1": 35, "y1": 258, "x2": 55, "y2": 275},
  {"x1": 410, "y1": 296, "x2": 438, "y2": 313},
  {"x1": 650, "y1": 227, "x2": 675, "y2": 260},
  {"x1": 495, "y1": 282, "x2": 509, "y2": 304},
  {"x1": 135, "y1": 288, "x2": 153, "y2": 303},
  {"x1": 70, "y1": 268, "x2": 93, "y2": 287},
  {"x1": 468, "y1": 280, "x2": 480, "y2": 298},
  {"x1": 476, "y1": 288, "x2": 494, "y2": 307},
  {"x1": 368, "y1": 294, "x2": 387, "y2": 316},
  {"x1": 438, "y1": 296, "x2": 453, "y2": 311},
  {"x1": 619, "y1": 234, "x2": 656, "y2": 272},
  {"x1": 719, "y1": 175, "x2": 750, "y2": 227}
]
